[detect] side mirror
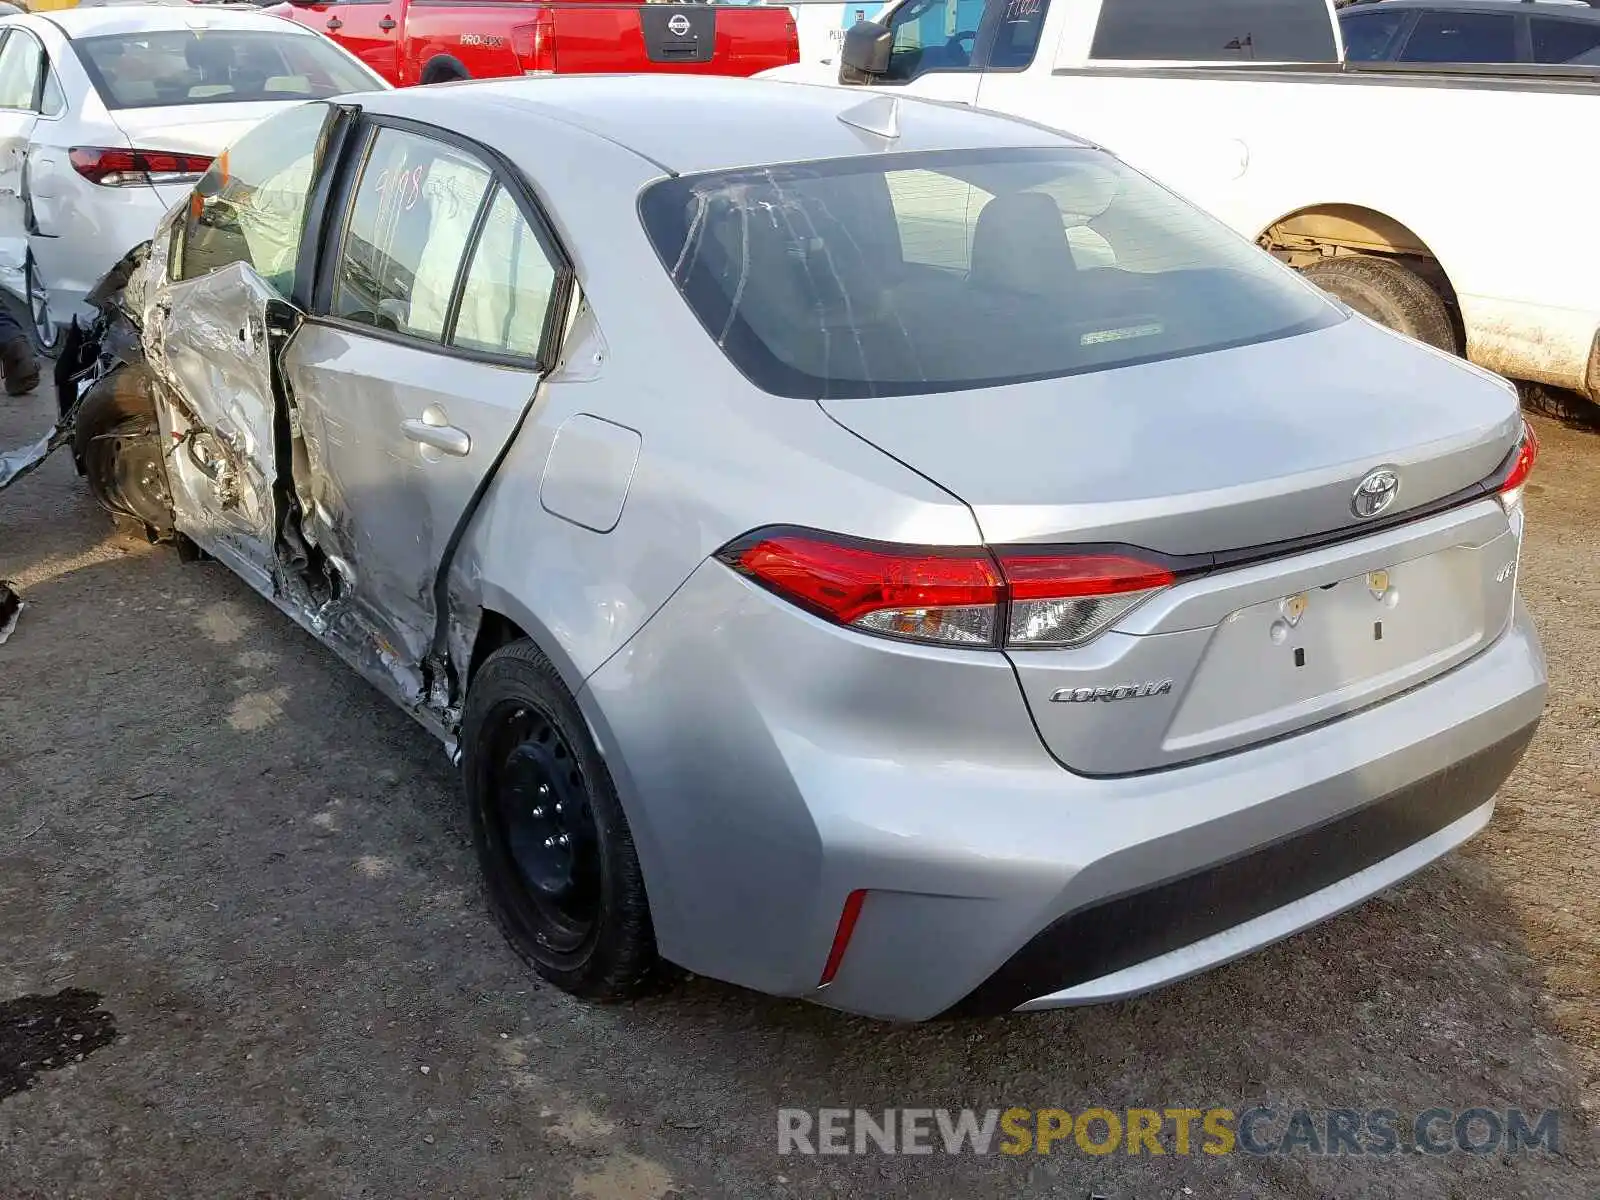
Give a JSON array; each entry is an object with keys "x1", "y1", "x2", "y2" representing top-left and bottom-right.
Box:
[{"x1": 840, "y1": 19, "x2": 893, "y2": 83}]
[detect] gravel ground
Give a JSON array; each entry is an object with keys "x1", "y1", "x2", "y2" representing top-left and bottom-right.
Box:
[{"x1": 1, "y1": 379, "x2": 1596, "y2": 1199}]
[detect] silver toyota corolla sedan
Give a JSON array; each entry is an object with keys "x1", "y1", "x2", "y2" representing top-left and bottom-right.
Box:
[{"x1": 59, "y1": 77, "x2": 1545, "y2": 1020}]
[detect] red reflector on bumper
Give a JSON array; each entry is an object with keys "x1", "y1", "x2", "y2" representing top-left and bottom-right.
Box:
[{"x1": 819, "y1": 889, "x2": 868, "y2": 987}]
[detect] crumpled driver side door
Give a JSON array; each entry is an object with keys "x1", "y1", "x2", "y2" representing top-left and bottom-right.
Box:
[{"x1": 137, "y1": 101, "x2": 346, "y2": 596}]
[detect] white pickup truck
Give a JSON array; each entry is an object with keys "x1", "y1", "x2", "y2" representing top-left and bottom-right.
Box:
[{"x1": 768, "y1": 0, "x2": 1600, "y2": 399}]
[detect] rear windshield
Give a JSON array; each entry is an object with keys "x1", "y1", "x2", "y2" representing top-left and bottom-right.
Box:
[
  {"x1": 639, "y1": 148, "x2": 1340, "y2": 400},
  {"x1": 75, "y1": 29, "x2": 378, "y2": 109}
]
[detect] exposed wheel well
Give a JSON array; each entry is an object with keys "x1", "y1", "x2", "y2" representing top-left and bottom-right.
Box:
[
  {"x1": 420, "y1": 55, "x2": 470, "y2": 84},
  {"x1": 467, "y1": 608, "x2": 529, "y2": 687},
  {"x1": 1258, "y1": 204, "x2": 1462, "y2": 347}
]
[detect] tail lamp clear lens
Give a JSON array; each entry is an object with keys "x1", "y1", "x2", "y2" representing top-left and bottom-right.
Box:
[{"x1": 717, "y1": 530, "x2": 1175, "y2": 650}]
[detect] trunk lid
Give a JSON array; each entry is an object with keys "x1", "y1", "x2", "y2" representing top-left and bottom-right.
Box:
[
  {"x1": 111, "y1": 102, "x2": 290, "y2": 207},
  {"x1": 822, "y1": 319, "x2": 1526, "y2": 774}
]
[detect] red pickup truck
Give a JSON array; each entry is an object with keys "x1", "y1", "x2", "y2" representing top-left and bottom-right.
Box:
[{"x1": 271, "y1": 0, "x2": 798, "y2": 86}]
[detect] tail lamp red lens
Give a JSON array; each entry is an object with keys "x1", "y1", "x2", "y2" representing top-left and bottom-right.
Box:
[
  {"x1": 1497, "y1": 419, "x2": 1538, "y2": 510},
  {"x1": 717, "y1": 529, "x2": 1176, "y2": 650},
  {"x1": 512, "y1": 11, "x2": 557, "y2": 73},
  {"x1": 70, "y1": 147, "x2": 213, "y2": 187}
]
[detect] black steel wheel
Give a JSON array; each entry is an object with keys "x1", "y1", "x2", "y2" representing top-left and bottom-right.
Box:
[{"x1": 463, "y1": 639, "x2": 661, "y2": 999}]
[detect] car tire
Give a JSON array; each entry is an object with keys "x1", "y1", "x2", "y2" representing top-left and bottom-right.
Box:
[
  {"x1": 462, "y1": 638, "x2": 662, "y2": 1001},
  {"x1": 74, "y1": 367, "x2": 174, "y2": 537},
  {"x1": 25, "y1": 252, "x2": 59, "y2": 354},
  {"x1": 1300, "y1": 255, "x2": 1457, "y2": 354}
]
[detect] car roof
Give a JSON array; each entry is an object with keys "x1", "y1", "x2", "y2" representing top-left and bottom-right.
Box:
[
  {"x1": 1344, "y1": 0, "x2": 1600, "y2": 14},
  {"x1": 36, "y1": 5, "x2": 313, "y2": 38},
  {"x1": 359, "y1": 75, "x2": 1088, "y2": 177}
]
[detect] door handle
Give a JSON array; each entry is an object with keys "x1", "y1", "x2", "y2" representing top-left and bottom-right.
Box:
[
  {"x1": 402, "y1": 408, "x2": 471, "y2": 457},
  {"x1": 378, "y1": 15, "x2": 396, "y2": 30},
  {"x1": 326, "y1": 15, "x2": 343, "y2": 30}
]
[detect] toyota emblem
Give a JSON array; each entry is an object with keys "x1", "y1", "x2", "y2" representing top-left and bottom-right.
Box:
[
  {"x1": 668, "y1": 12, "x2": 691, "y2": 35},
  {"x1": 1351, "y1": 467, "x2": 1401, "y2": 519}
]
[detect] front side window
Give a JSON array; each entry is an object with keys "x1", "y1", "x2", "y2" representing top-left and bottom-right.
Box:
[
  {"x1": 640, "y1": 148, "x2": 1340, "y2": 400},
  {"x1": 74, "y1": 29, "x2": 379, "y2": 109},
  {"x1": 177, "y1": 101, "x2": 334, "y2": 292},
  {"x1": 331, "y1": 126, "x2": 492, "y2": 342},
  {"x1": 1398, "y1": 11, "x2": 1516, "y2": 62},
  {"x1": 1339, "y1": 10, "x2": 1409, "y2": 61},
  {"x1": 0, "y1": 30, "x2": 42, "y2": 111},
  {"x1": 451, "y1": 187, "x2": 558, "y2": 360},
  {"x1": 1531, "y1": 17, "x2": 1600, "y2": 64},
  {"x1": 882, "y1": 0, "x2": 988, "y2": 79},
  {"x1": 1090, "y1": 0, "x2": 1338, "y2": 62}
]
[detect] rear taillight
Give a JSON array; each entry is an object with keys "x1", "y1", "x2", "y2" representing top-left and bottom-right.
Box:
[
  {"x1": 995, "y1": 550, "x2": 1175, "y2": 648},
  {"x1": 70, "y1": 147, "x2": 213, "y2": 187},
  {"x1": 717, "y1": 529, "x2": 1177, "y2": 650},
  {"x1": 511, "y1": 10, "x2": 557, "y2": 74},
  {"x1": 1497, "y1": 419, "x2": 1539, "y2": 512},
  {"x1": 784, "y1": 17, "x2": 799, "y2": 63}
]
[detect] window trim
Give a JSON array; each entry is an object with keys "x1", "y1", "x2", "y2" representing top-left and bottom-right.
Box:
[{"x1": 308, "y1": 112, "x2": 575, "y2": 375}]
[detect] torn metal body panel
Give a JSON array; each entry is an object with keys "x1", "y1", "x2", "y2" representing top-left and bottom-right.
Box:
[
  {"x1": 0, "y1": 428, "x2": 62, "y2": 492},
  {"x1": 141, "y1": 257, "x2": 289, "y2": 593}
]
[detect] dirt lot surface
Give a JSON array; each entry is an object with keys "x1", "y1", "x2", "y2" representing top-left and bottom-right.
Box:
[{"x1": 1, "y1": 380, "x2": 1597, "y2": 1199}]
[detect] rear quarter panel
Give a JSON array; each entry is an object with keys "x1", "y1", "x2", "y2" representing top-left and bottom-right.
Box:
[{"x1": 446, "y1": 121, "x2": 977, "y2": 693}]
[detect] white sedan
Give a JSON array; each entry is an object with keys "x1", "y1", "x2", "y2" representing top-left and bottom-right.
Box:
[{"x1": 0, "y1": 4, "x2": 382, "y2": 347}]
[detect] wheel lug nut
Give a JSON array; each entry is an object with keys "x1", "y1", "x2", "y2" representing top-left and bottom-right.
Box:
[
  {"x1": 538, "y1": 784, "x2": 549, "y2": 795},
  {"x1": 531, "y1": 806, "x2": 545, "y2": 819},
  {"x1": 543, "y1": 837, "x2": 555, "y2": 849},
  {"x1": 556, "y1": 834, "x2": 570, "y2": 847}
]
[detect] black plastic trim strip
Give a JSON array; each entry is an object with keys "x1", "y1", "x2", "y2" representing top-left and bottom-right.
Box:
[{"x1": 945, "y1": 720, "x2": 1538, "y2": 1017}]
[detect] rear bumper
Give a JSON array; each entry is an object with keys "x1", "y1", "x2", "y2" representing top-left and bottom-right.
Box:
[
  {"x1": 582, "y1": 562, "x2": 1546, "y2": 1022},
  {"x1": 967, "y1": 720, "x2": 1532, "y2": 1015}
]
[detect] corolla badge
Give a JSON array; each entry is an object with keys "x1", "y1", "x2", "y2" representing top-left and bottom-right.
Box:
[
  {"x1": 668, "y1": 12, "x2": 692, "y2": 34},
  {"x1": 1050, "y1": 680, "x2": 1174, "y2": 703},
  {"x1": 1351, "y1": 467, "x2": 1401, "y2": 519}
]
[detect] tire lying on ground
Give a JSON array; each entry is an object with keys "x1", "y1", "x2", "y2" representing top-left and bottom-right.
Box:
[
  {"x1": 1299, "y1": 254, "x2": 1457, "y2": 354},
  {"x1": 73, "y1": 366, "x2": 174, "y2": 538}
]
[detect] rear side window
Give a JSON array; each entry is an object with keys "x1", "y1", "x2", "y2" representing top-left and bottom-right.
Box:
[
  {"x1": 1531, "y1": 16, "x2": 1600, "y2": 63},
  {"x1": 1339, "y1": 10, "x2": 1409, "y2": 61},
  {"x1": 1090, "y1": 0, "x2": 1338, "y2": 62},
  {"x1": 0, "y1": 29, "x2": 42, "y2": 111},
  {"x1": 451, "y1": 187, "x2": 558, "y2": 360},
  {"x1": 1398, "y1": 11, "x2": 1516, "y2": 62},
  {"x1": 177, "y1": 101, "x2": 333, "y2": 292},
  {"x1": 639, "y1": 148, "x2": 1339, "y2": 400},
  {"x1": 332, "y1": 126, "x2": 493, "y2": 342},
  {"x1": 74, "y1": 29, "x2": 378, "y2": 109}
]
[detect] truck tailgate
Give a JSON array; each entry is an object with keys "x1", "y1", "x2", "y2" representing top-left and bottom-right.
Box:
[{"x1": 552, "y1": 4, "x2": 795, "y2": 74}]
